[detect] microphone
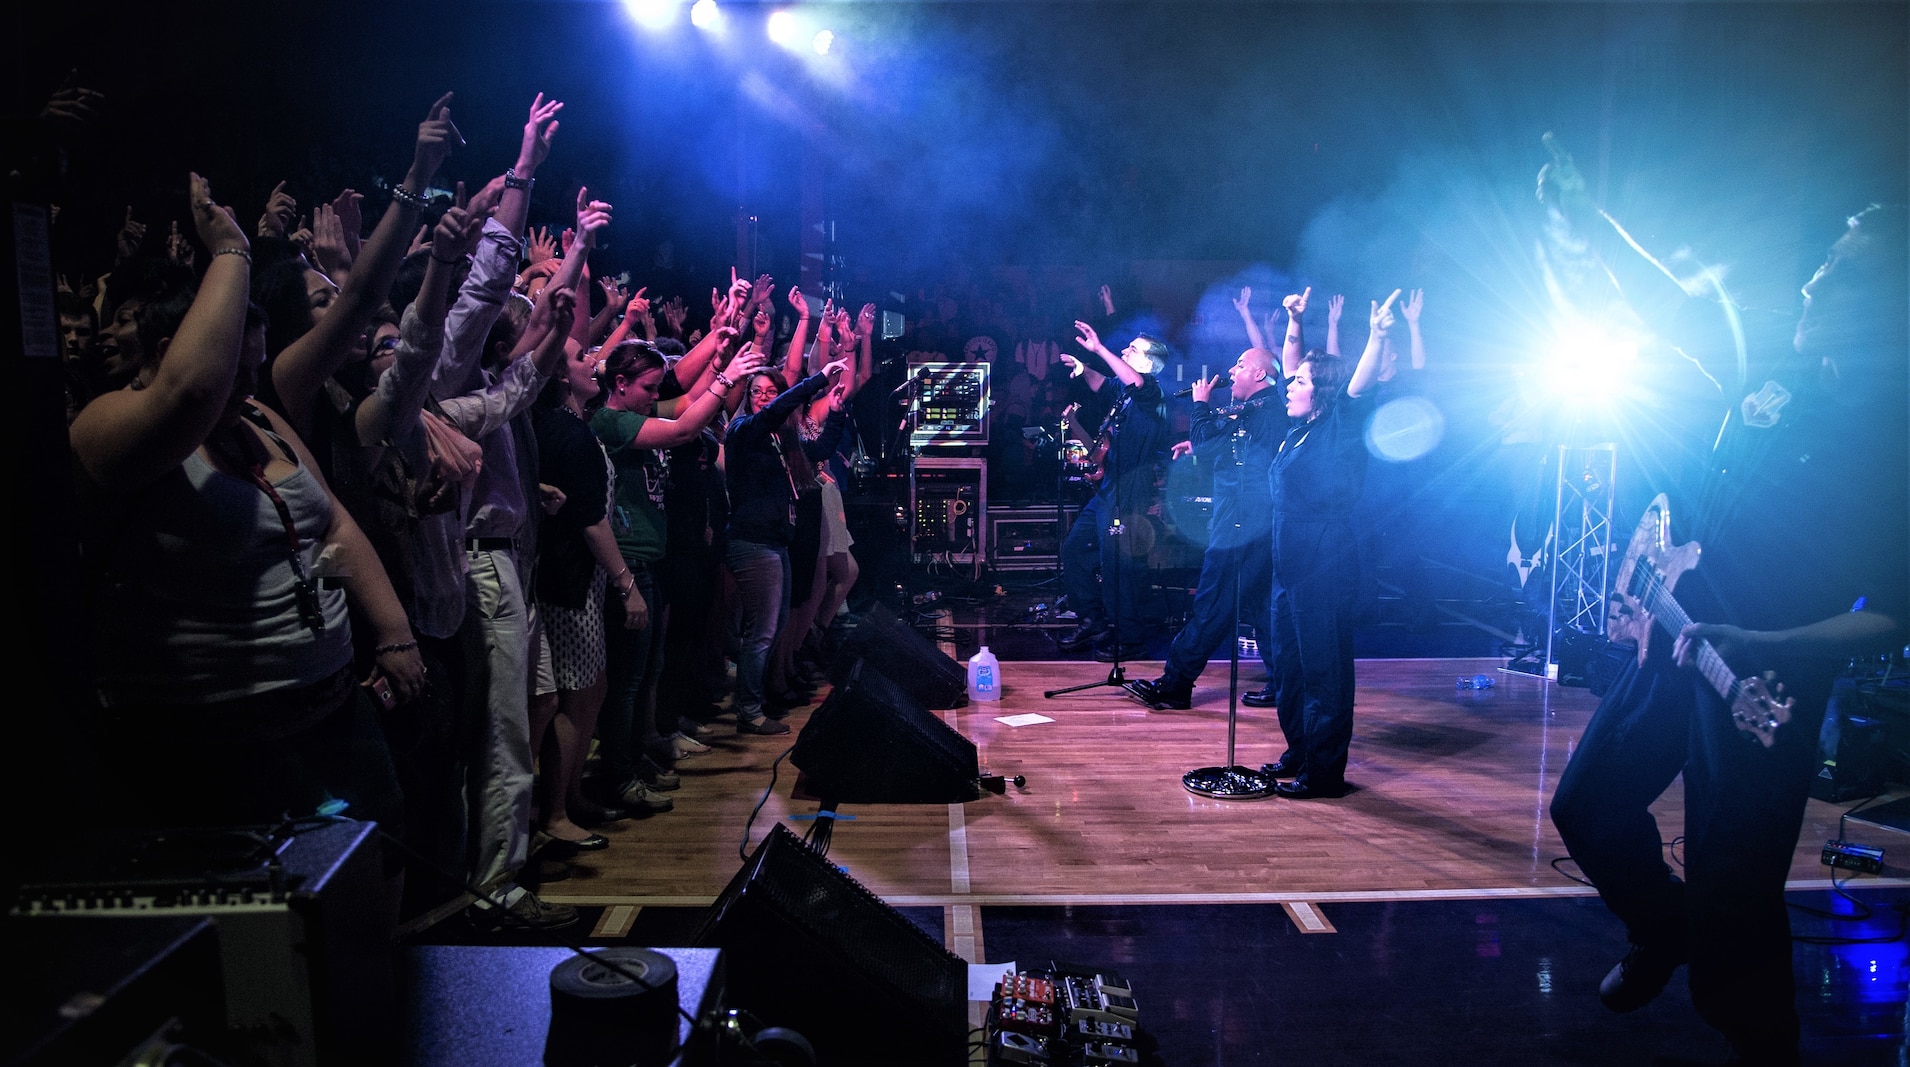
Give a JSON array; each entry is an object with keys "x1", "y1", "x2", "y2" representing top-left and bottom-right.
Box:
[{"x1": 889, "y1": 368, "x2": 930, "y2": 398}]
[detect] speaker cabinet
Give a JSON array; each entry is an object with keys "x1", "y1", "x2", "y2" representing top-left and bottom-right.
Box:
[
  {"x1": 795, "y1": 659, "x2": 981, "y2": 805},
  {"x1": 693, "y1": 824, "x2": 968, "y2": 1066},
  {"x1": 834, "y1": 602, "x2": 968, "y2": 709}
]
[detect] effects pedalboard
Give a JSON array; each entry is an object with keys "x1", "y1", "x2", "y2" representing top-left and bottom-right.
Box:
[{"x1": 989, "y1": 967, "x2": 1144, "y2": 1066}]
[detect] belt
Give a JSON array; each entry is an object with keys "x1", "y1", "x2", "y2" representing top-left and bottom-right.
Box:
[{"x1": 467, "y1": 537, "x2": 516, "y2": 552}]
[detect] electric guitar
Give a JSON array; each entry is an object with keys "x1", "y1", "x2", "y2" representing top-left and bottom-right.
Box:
[
  {"x1": 1608, "y1": 494, "x2": 1793, "y2": 747},
  {"x1": 1060, "y1": 403, "x2": 1111, "y2": 485}
]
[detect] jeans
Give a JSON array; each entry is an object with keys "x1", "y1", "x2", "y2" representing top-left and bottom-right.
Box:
[
  {"x1": 463, "y1": 547, "x2": 533, "y2": 892},
  {"x1": 726, "y1": 539, "x2": 790, "y2": 721},
  {"x1": 599, "y1": 563, "x2": 662, "y2": 783}
]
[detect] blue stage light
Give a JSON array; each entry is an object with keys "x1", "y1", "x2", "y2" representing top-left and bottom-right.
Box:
[
  {"x1": 690, "y1": 0, "x2": 722, "y2": 32},
  {"x1": 812, "y1": 29, "x2": 835, "y2": 55},
  {"x1": 623, "y1": 0, "x2": 679, "y2": 30}
]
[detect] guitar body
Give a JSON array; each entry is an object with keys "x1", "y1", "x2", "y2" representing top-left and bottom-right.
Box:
[{"x1": 1609, "y1": 494, "x2": 1702, "y2": 666}]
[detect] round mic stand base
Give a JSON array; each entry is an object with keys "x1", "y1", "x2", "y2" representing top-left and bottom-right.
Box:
[{"x1": 1182, "y1": 765, "x2": 1275, "y2": 799}]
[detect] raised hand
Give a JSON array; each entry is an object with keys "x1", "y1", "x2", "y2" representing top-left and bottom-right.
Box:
[
  {"x1": 1400, "y1": 288, "x2": 1424, "y2": 325},
  {"x1": 1189, "y1": 373, "x2": 1223, "y2": 404},
  {"x1": 165, "y1": 221, "x2": 195, "y2": 269},
  {"x1": 465, "y1": 175, "x2": 507, "y2": 222},
  {"x1": 1369, "y1": 289, "x2": 1401, "y2": 335},
  {"x1": 750, "y1": 273, "x2": 774, "y2": 305},
  {"x1": 518, "y1": 92, "x2": 564, "y2": 172},
  {"x1": 288, "y1": 215, "x2": 314, "y2": 262},
  {"x1": 258, "y1": 181, "x2": 296, "y2": 238},
  {"x1": 188, "y1": 172, "x2": 248, "y2": 256},
  {"x1": 1098, "y1": 283, "x2": 1115, "y2": 316},
  {"x1": 432, "y1": 182, "x2": 488, "y2": 262},
  {"x1": 623, "y1": 286, "x2": 650, "y2": 318},
  {"x1": 312, "y1": 203, "x2": 352, "y2": 277},
  {"x1": 1058, "y1": 352, "x2": 1086, "y2": 379},
  {"x1": 727, "y1": 344, "x2": 768, "y2": 380},
  {"x1": 545, "y1": 285, "x2": 578, "y2": 337},
  {"x1": 331, "y1": 189, "x2": 364, "y2": 258},
  {"x1": 409, "y1": 92, "x2": 463, "y2": 188},
  {"x1": 1072, "y1": 320, "x2": 1103, "y2": 355},
  {"x1": 1326, "y1": 293, "x2": 1344, "y2": 325},
  {"x1": 599, "y1": 277, "x2": 630, "y2": 310},
  {"x1": 525, "y1": 226, "x2": 558, "y2": 266},
  {"x1": 1232, "y1": 286, "x2": 1252, "y2": 317},
  {"x1": 727, "y1": 267, "x2": 751, "y2": 306},
  {"x1": 573, "y1": 186, "x2": 612, "y2": 250},
  {"x1": 820, "y1": 357, "x2": 851, "y2": 380},
  {"x1": 661, "y1": 296, "x2": 688, "y2": 334},
  {"x1": 1283, "y1": 287, "x2": 1312, "y2": 318},
  {"x1": 39, "y1": 71, "x2": 104, "y2": 130},
  {"x1": 115, "y1": 206, "x2": 146, "y2": 262},
  {"x1": 787, "y1": 284, "x2": 809, "y2": 319},
  {"x1": 857, "y1": 302, "x2": 876, "y2": 336}
]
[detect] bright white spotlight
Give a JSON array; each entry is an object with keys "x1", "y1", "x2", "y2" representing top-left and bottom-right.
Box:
[
  {"x1": 811, "y1": 29, "x2": 835, "y2": 55},
  {"x1": 690, "y1": 0, "x2": 722, "y2": 31},
  {"x1": 1541, "y1": 329, "x2": 1639, "y2": 407},
  {"x1": 623, "y1": 0, "x2": 678, "y2": 29},
  {"x1": 766, "y1": 10, "x2": 799, "y2": 47}
]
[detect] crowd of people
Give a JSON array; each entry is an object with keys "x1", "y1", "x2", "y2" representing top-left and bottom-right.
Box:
[{"x1": 55, "y1": 91, "x2": 885, "y2": 931}]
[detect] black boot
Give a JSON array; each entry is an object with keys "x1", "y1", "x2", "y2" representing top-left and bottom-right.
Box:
[
  {"x1": 1057, "y1": 617, "x2": 1108, "y2": 652},
  {"x1": 1132, "y1": 676, "x2": 1192, "y2": 710}
]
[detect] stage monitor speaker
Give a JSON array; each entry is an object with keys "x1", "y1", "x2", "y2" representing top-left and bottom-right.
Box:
[
  {"x1": 834, "y1": 602, "x2": 968, "y2": 709},
  {"x1": 1812, "y1": 703, "x2": 1889, "y2": 803},
  {"x1": 795, "y1": 658, "x2": 982, "y2": 804},
  {"x1": 693, "y1": 824, "x2": 967, "y2": 1066}
]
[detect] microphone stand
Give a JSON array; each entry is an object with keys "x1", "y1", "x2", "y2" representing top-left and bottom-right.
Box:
[
  {"x1": 1045, "y1": 392, "x2": 1147, "y2": 705},
  {"x1": 1182, "y1": 561, "x2": 1274, "y2": 798}
]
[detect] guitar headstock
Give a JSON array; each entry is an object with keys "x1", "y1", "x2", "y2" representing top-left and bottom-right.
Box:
[{"x1": 1731, "y1": 671, "x2": 1793, "y2": 749}]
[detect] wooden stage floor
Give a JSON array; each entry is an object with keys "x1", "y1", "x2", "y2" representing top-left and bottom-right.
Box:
[{"x1": 543, "y1": 656, "x2": 1904, "y2": 956}]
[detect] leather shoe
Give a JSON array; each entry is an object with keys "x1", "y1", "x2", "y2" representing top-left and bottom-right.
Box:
[
  {"x1": 1259, "y1": 759, "x2": 1301, "y2": 778},
  {"x1": 1275, "y1": 779, "x2": 1346, "y2": 800},
  {"x1": 1599, "y1": 943, "x2": 1686, "y2": 1013},
  {"x1": 1092, "y1": 639, "x2": 1145, "y2": 663},
  {"x1": 1241, "y1": 688, "x2": 1276, "y2": 708},
  {"x1": 737, "y1": 715, "x2": 791, "y2": 736},
  {"x1": 546, "y1": 833, "x2": 610, "y2": 854},
  {"x1": 1057, "y1": 619, "x2": 1108, "y2": 652},
  {"x1": 1131, "y1": 677, "x2": 1191, "y2": 710}
]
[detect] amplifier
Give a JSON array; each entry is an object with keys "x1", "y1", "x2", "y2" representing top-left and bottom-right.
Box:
[
  {"x1": 907, "y1": 360, "x2": 990, "y2": 446},
  {"x1": 12, "y1": 819, "x2": 394, "y2": 1067},
  {"x1": 911, "y1": 457, "x2": 988, "y2": 564},
  {"x1": 988, "y1": 506, "x2": 1079, "y2": 571}
]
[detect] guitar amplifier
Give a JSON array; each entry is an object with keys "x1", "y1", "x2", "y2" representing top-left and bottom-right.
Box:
[
  {"x1": 988, "y1": 506, "x2": 1079, "y2": 571},
  {"x1": 11, "y1": 819, "x2": 394, "y2": 1067}
]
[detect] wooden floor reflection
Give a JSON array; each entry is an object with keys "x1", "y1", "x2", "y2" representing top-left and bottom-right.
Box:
[{"x1": 551, "y1": 657, "x2": 1899, "y2": 912}]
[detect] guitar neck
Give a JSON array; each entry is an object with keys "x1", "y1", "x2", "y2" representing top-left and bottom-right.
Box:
[{"x1": 1639, "y1": 574, "x2": 1741, "y2": 704}]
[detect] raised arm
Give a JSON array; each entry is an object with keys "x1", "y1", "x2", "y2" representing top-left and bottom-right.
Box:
[
  {"x1": 595, "y1": 284, "x2": 649, "y2": 354},
  {"x1": 1324, "y1": 293, "x2": 1344, "y2": 357},
  {"x1": 270, "y1": 93, "x2": 461, "y2": 440},
  {"x1": 632, "y1": 348, "x2": 767, "y2": 450},
  {"x1": 1346, "y1": 290, "x2": 1399, "y2": 400},
  {"x1": 1232, "y1": 287, "x2": 1267, "y2": 352},
  {"x1": 71, "y1": 175, "x2": 250, "y2": 493},
  {"x1": 1280, "y1": 287, "x2": 1310, "y2": 377},
  {"x1": 1073, "y1": 319, "x2": 1141, "y2": 389},
  {"x1": 1400, "y1": 289, "x2": 1426, "y2": 370}
]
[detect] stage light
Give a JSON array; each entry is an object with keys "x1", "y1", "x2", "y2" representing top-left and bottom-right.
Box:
[
  {"x1": 690, "y1": 0, "x2": 722, "y2": 31},
  {"x1": 623, "y1": 0, "x2": 679, "y2": 30},
  {"x1": 766, "y1": 10, "x2": 799, "y2": 47},
  {"x1": 812, "y1": 29, "x2": 835, "y2": 55},
  {"x1": 1541, "y1": 328, "x2": 1639, "y2": 407}
]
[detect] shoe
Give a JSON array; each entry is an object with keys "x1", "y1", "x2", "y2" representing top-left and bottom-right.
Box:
[
  {"x1": 682, "y1": 720, "x2": 718, "y2": 740},
  {"x1": 1132, "y1": 677, "x2": 1192, "y2": 710},
  {"x1": 1259, "y1": 759, "x2": 1301, "y2": 778},
  {"x1": 1241, "y1": 688, "x2": 1276, "y2": 708},
  {"x1": 572, "y1": 803, "x2": 630, "y2": 827},
  {"x1": 737, "y1": 715, "x2": 791, "y2": 735},
  {"x1": 1057, "y1": 619, "x2": 1109, "y2": 652},
  {"x1": 1599, "y1": 942, "x2": 1686, "y2": 1013},
  {"x1": 545, "y1": 833, "x2": 610, "y2": 853},
  {"x1": 1275, "y1": 779, "x2": 1346, "y2": 800},
  {"x1": 1092, "y1": 639, "x2": 1145, "y2": 663},
  {"x1": 637, "y1": 756, "x2": 681, "y2": 791},
  {"x1": 671, "y1": 733, "x2": 712, "y2": 759},
  {"x1": 618, "y1": 778, "x2": 676, "y2": 813},
  {"x1": 467, "y1": 887, "x2": 579, "y2": 933}
]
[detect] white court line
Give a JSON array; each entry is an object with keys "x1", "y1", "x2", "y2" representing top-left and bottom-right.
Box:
[
  {"x1": 592, "y1": 904, "x2": 638, "y2": 939},
  {"x1": 1283, "y1": 901, "x2": 1335, "y2": 933}
]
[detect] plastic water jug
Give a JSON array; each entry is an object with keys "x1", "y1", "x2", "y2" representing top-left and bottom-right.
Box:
[{"x1": 968, "y1": 646, "x2": 1001, "y2": 703}]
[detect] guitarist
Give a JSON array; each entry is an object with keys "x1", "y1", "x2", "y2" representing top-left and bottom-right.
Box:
[
  {"x1": 1550, "y1": 203, "x2": 1908, "y2": 1067},
  {"x1": 1054, "y1": 321, "x2": 1171, "y2": 660}
]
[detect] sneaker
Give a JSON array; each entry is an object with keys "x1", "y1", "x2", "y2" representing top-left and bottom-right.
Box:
[
  {"x1": 467, "y1": 886, "x2": 579, "y2": 933},
  {"x1": 1599, "y1": 942, "x2": 1686, "y2": 1013},
  {"x1": 737, "y1": 715, "x2": 791, "y2": 735},
  {"x1": 618, "y1": 778, "x2": 676, "y2": 813},
  {"x1": 638, "y1": 756, "x2": 681, "y2": 791},
  {"x1": 671, "y1": 733, "x2": 712, "y2": 759}
]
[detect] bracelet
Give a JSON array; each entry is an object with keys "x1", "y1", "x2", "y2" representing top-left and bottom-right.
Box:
[
  {"x1": 430, "y1": 251, "x2": 461, "y2": 266},
  {"x1": 374, "y1": 640, "x2": 418, "y2": 656},
  {"x1": 389, "y1": 184, "x2": 429, "y2": 209},
  {"x1": 212, "y1": 247, "x2": 252, "y2": 262},
  {"x1": 503, "y1": 168, "x2": 534, "y2": 192},
  {"x1": 713, "y1": 372, "x2": 733, "y2": 388}
]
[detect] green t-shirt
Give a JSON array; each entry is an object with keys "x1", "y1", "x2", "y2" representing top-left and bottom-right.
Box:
[{"x1": 590, "y1": 406, "x2": 669, "y2": 565}]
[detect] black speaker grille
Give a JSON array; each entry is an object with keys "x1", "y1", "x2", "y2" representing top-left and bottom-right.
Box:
[{"x1": 693, "y1": 825, "x2": 967, "y2": 1065}]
